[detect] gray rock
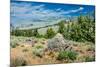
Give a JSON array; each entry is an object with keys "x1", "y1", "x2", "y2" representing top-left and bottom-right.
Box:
[{"x1": 47, "y1": 33, "x2": 72, "y2": 51}]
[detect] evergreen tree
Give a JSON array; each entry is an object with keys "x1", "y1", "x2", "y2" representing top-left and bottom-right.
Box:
[
  {"x1": 58, "y1": 20, "x2": 65, "y2": 34},
  {"x1": 46, "y1": 28, "x2": 55, "y2": 38},
  {"x1": 63, "y1": 14, "x2": 95, "y2": 43},
  {"x1": 33, "y1": 29, "x2": 39, "y2": 37}
]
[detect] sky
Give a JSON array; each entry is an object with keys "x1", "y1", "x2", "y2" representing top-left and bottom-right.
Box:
[{"x1": 11, "y1": 1, "x2": 95, "y2": 29}]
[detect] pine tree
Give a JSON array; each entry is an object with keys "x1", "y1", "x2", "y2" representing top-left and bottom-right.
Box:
[
  {"x1": 46, "y1": 28, "x2": 55, "y2": 38},
  {"x1": 58, "y1": 20, "x2": 65, "y2": 34}
]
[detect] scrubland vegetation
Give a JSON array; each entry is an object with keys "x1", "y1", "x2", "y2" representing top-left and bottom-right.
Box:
[{"x1": 10, "y1": 13, "x2": 95, "y2": 66}]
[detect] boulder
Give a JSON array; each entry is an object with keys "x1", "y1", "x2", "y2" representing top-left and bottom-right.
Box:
[{"x1": 47, "y1": 33, "x2": 72, "y2": 51}]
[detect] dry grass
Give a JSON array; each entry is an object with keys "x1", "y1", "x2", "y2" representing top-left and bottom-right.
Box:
[{"x1": 11, "y1": 37, "x2": 95, "y2": 66}]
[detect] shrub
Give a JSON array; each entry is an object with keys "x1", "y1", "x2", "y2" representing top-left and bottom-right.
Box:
[
  {"x1": 84, "y1": 56, "x2": 95, "y2": 62},
  {"x1": 58, "y1": 20, "x2": 66, "y2": 34},
  {"x1": 33, "y1": 29, "x2": 39, "y2": 37},
  {"x1": 11, "y1": 29, "x2": 34, "y2": 37},
  {"x1": 57, "y1": 50, "x2": 78, "y2": 61},
  {"x1": 63, "y1": 14, "x2": 95, "y2": 43},
  {"x1": 86, "y1": 45, "x2": 95, "y2": 52},
  {"x1": 46, "y1": 28, "x2": 56, "y2": 39},
  {"x1": 22, "y1": 48, "x2": 28, "y2": 52},
  {"x1": 11, "y1": 56, "x2": 27, "y2": 67},
  {"x1": 33, "y1": 48, "x2": 44, "y2": 58},
  {"x1": 11, "y1": 44, "x2": 16, "y2": 48},
  {"x1": 35, "y1": 45, "x2": 44, "y2": 49},
  {"x1": 66, "y1": 51, "x2": 78, "y2": 61},
  {"x1": 57, "y1": 51, "x2": 68, "y2": 60},
  {"x1": 10, "y1": 42, "x2": 17, "y2": 48},
  {"x1": 21, "y1": 45, "x2": 24, "y2": 47},
  {"x1": 33, "y1": 44, "x2": 45, "y2": 58}
]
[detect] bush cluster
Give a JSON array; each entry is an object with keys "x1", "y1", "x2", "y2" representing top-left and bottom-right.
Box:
[
  {"x1": 84, "y1": 56, "x2": 95, "y2": 62},
  {"x1": 45, "y1": 28, "x2": 56, "y2": 39},
  {"x1": 10, "y1": 42, "x2": 19, "y2": 48},
  {"x1": 11, "y1": 12, "x2": 95, "y2": 43},
  {"x1": 11, "y1": 56, "x2": 27, "y2": 67},
  {"x1": 22, "y1": 48, "x2": 28, "y2": 52},
  {"x1": 63, "y1": 14, "x2": 95, "y2": 43},
  {"x1": 58, "y1": 20, "x2": 66, "y2": 34},
  {"x1": 57, "y1": 50, "x2": 78, "y2": 61},
  {"x1": 32, "y1": 44, "x2": 45, "y2": 57}
]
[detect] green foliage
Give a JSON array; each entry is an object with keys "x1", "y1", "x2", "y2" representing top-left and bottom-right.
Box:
[
  {"x1": 66, "y1": 51, "x2": 78, "y2": 61},
  {"x1": 10, "y1": 42, "x2": 17, "y2": 48},
  {"x1": 63, "y1": 14, "x2": 95, "y2": 43},
  {"x1": 11, "y1": 28, "x2": 45, "y2": 38},
  {"x1": 32, "y1": 44, "x2": 45, "y2": 58},
  {"x1": 46, "y1": 28, "x2": 56, "y2": 38},
  {"x1": 21, "y1": 45, "x2": 24, "y2": 47},
  {"x1": 11, "y1": 44, "x2": 16, "y2": 48},
  {"x1": 57, "y1": 50, "x2": 77, "y2": 61},
  {"x1": 22, "y1": 48, "x2": 28, "y2": 52},
  {"x1": 11, "y1": 13, "x2": 95, "y2": 43},
  {"x1": 84, "y1": 56, "x2": 95, "y2": 62},
  {"x1": 86, "y1": 44, "x2": 95, "y2": 52},
  {"x1": 57, "y1": 51, "x2": 68, "y2": 60},
  {"x1": 33, "y1": 49, "x2": 44, "y2": 58},
  {"x1": 11, "y1": 29, "x2": 34, "y2": 37},
  {"x1": 33, "y1": 29, "x2": 39, "y2": 37},
  {"x1": 35, "y1": 45, "x2": 44, "y2": 49},
  {"x1": 11, "y1": 56, "x2": 27, "y2": 67},
  {"x1": 58, "y1": 20, "x2": 66, "y2": 34},
  {"x1": 64, "y1": 22, "x2": 82, "y2": 41}
]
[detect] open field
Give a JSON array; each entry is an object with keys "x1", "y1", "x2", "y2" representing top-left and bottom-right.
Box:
[{"x1": 10, "y1": 35, "x2": 95, "y2": 66}]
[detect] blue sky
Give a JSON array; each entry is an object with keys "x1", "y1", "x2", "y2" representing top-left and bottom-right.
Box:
[{"x1": 11, "y1": 1, "x2": 95, "y2": 29}]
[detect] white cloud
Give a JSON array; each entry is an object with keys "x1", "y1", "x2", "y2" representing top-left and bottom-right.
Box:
[
  {"x1": 11, "y1": 2, "x2": 84, "y2": 27},
  {"x1": 71, "y1": 7, "x2": 84, "y2": 12},
  {"x1": 56, "y1": 8, "x2": 62, "y2": 11},
  {"x1": 58, "y1": 7, "x2": 84, "y2": 14}
]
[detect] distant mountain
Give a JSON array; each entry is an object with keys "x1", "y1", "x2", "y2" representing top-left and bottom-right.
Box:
[{"x1": 11, "y1": 16, "x2": 78, "y2": 30}]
